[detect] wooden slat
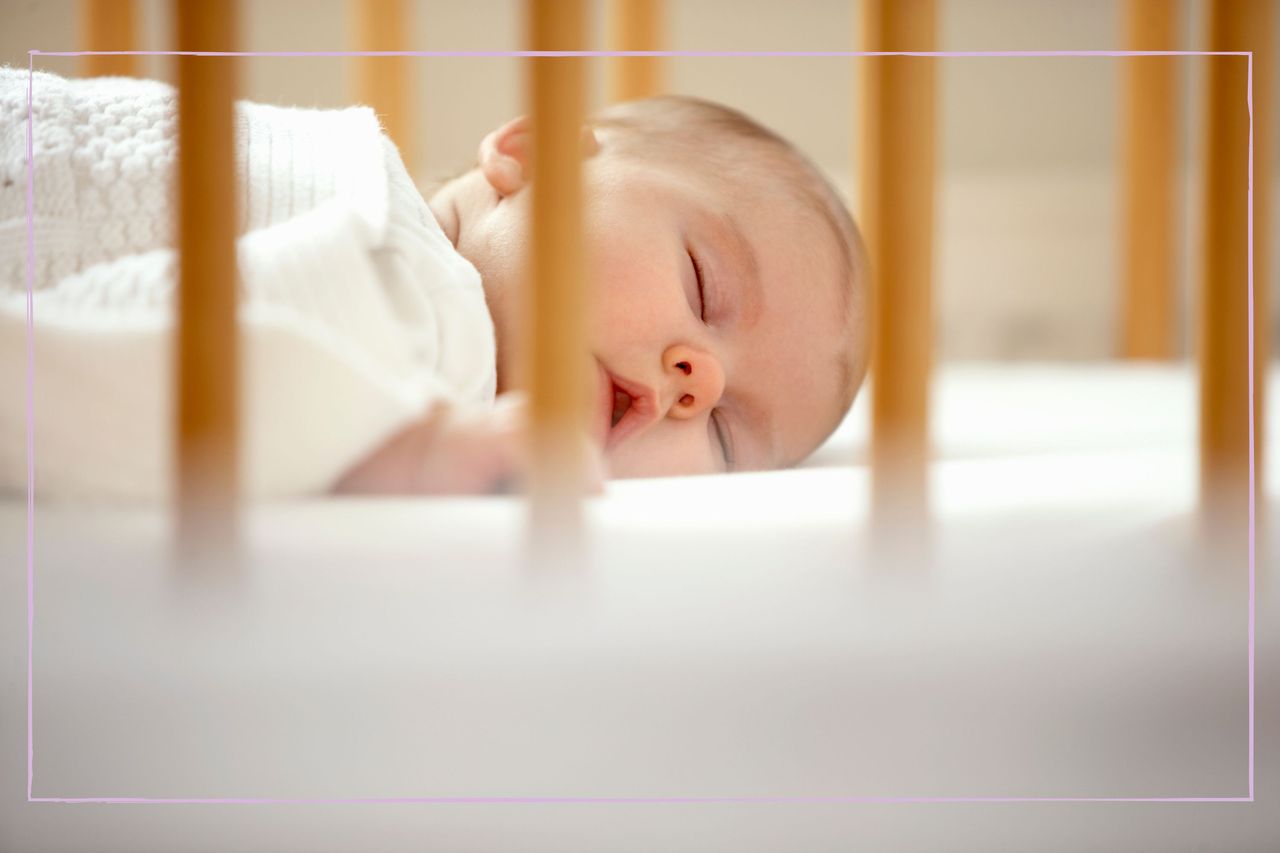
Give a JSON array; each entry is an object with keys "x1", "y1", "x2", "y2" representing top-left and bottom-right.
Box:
[
  {"x1": 858, "y1": 0, "x2": 938, "y2": 549},
  {"x1": 527, "y1": 0, "x2": 589, "y2": 559},
  {"x1": 1198, "y1": 0, "x2": 1273, "y2": 561},
  {"x1": 1118, "y1": 0, "x2": 1179, "y2": 359},
  {"x1": 80, "y1": 0, "x2": 139, "y2": 78},
  {"x1": 606, "y1": 0, "x2": 664, "y2": 103},
  {"x1": 350, "y1": 0, "x2": 416, "y2": 172},
  {"x1": 175, "y1": 0, "x2": 239, "y2": 559}
]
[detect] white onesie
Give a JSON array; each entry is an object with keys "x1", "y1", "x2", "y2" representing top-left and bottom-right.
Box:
[{"x1": 0, "y1": 68, "x2": 496, "y2": 500}]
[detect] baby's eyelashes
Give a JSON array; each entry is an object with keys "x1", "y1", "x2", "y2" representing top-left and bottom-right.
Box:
[
  {"x1": 710, "y1": 409, "x2": 734, "y2": 471},
  {"x1": 689, "y1": 248, "x2": 708, "y2": 323},
  {"x1": 681, "y1": 246, "x2": 704, "y2": 323}
]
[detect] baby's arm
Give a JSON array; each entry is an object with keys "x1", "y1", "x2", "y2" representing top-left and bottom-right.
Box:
[{"x1": 331, "y1": 394, "x2": 605, "y2": 496}]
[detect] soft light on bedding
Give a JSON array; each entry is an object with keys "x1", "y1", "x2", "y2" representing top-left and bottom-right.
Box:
[{"x1": 1, "y1": 363, "x2": 1275, "y2": 851}]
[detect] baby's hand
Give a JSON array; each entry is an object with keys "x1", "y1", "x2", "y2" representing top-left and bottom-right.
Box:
[{"x1": 332, "y1": 393, "x2": 607, "y2": 496}]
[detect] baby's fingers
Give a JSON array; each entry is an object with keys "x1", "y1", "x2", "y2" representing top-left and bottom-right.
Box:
[{"x1": 494, "y1": 393, "x2": 608, "y2": 495}]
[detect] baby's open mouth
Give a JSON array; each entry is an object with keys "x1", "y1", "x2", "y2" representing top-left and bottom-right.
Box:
[
  {"x1": 611, "y1": 386, "x2": 632, "y2": 429},
  {"x1": 596, "y1": 363, "x2": 657, "y2": 451}
]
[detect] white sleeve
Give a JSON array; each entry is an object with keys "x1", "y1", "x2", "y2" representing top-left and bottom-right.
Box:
[{"x1": 1, "y1": 198, "x2": 480, "y2": 501}]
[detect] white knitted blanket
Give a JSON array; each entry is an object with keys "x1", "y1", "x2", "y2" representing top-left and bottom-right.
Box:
[{"x1": 0, "y1": 68, "x2": 496, "y2": 500}]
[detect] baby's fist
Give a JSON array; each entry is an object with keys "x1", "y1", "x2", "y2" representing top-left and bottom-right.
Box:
[{"x1": 332, "y1": 394, "x2": 606, "y2": 496}]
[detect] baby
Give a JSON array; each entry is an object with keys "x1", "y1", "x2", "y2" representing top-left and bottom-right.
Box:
[
  {"x1": 0, "y1": 68, "x2": 867, "y2": 499},
  {"x1": 341, "y1": 96, "x2": 870, "y2": 494}
]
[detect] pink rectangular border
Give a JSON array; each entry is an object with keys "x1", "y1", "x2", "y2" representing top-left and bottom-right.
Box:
[{"x1": 22, "y1": 48, "x2": 1257, "y2": 805}]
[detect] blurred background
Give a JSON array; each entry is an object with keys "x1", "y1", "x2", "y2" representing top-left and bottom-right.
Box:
[{"x1": 3, "y1": 0, "x2": 1278, "y2": 361}]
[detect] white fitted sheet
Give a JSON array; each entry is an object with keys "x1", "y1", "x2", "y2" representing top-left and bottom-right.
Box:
[{"x1": 2, "y1": 362, "x2": 1275, "y2": 852}]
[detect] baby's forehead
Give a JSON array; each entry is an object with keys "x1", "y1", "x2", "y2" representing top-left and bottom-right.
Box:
[
  {"x1": 603, "y1": 119, "x2": 796, "y2": 181},
  {"x1": 619, "y1": 144, "x2": 834, "y2": 232}
]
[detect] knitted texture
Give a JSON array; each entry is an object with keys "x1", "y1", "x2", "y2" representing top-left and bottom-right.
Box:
[
  {"x1": 1, "y1": 68, "x2": 388, "y2": 296},
  {"x1": 1, "y1": 72, "x2": 178, "y2": 289},
  {"x1": 0, "y1": 68, "x2": 496, "y2": 500}
]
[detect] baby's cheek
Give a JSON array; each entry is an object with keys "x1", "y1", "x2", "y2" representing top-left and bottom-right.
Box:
[{"x1": 588, "y1": 263, "x2": 680, "y2": 343}]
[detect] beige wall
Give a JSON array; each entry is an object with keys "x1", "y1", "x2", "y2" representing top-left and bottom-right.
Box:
[{"x1": 4, "y1": 0, "x2": 1278, "y2": 359}]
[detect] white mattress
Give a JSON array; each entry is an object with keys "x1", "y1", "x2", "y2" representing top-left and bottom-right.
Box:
[{"x1": 2, "y1": 362, "x2": 1277, "y2": 852}]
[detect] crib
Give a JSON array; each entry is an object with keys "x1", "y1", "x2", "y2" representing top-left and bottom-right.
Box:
[
  {"x1": 58, "y1": 0, "x2": 1275, "y2": 559},
  {"x1": 4, "y1": 2, "x2": 1277, "y2": 851}
]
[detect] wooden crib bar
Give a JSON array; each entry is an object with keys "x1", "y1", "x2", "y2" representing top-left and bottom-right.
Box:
[
  {"x1": 80, "y1": 0, "x2": 139, "y2": 78},
  {"x1": 1118, "y1": 0, "x2": 1179, "y2": 360},
  {"x1": 606, "y1": 0, "x2": 665, "y2": 102},
  {"x1": 859, "y1": 0, "x2": 938, "y2": 545},
  {"x1": 174, "y1": 0, "x2": 240, "y2": 556},
  {"x1": 526, "y1": 0, "x2": 589, "y2": 556},
  {"x1": 350, "y1": 0, "x2": 416, "y2": 171},
  {"x1": 1199, "y1": 0, "x2": 1273, "y2": 558}
]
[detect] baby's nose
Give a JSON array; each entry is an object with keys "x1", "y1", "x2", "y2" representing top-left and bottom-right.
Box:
[{"x1": 662, "y1": 344, "x2": 725, "y2": 419}]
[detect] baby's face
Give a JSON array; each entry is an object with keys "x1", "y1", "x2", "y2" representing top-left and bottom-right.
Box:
[
  {"x1": 580, "y1": 155, "x2": 850, "y2": 476},
  {"x1": 462, "y1": 124, "x2": 853, "y2": 477}
]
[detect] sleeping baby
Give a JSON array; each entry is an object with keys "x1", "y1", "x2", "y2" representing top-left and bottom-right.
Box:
[{"x1": 0, "y1": 67, "x2": 867, "y2": 499}]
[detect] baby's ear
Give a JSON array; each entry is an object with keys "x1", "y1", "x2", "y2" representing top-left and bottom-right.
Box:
[
  {"x1": 479, "y1": 116, "x2": 531, "y2": 197},
  {"x1": 479, "y1": 117, "x2": 603, "y2": 197}
]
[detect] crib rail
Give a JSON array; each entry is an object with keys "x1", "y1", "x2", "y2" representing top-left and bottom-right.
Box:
[
  {"x1": 79, "y1": 0, "x2": 139, "y2": 78},
  {"x1": 1199, "y1": 0, "x2": 1274, "y2": 555},
  {"x1": 526, "y1": 0, "x2": 590, "y2": 560},
  {"x1": 1118, "y1": 0, "x2": 1178, "y2": 360},
  {"x1": 173, "y1": 0, "x2": 240, "y2": 559},
  {"x1": 350, "y1": 0, "x2": 415, "y2": 172},
  {"x1": 606, "y1": 0, "x2": 665, "y2": 102},
  {"x1": 859, "y1": 0, "x2": 937, "y2": 548}
]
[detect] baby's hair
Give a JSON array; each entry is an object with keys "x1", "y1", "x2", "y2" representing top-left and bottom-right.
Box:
[{"x1": 587, "y1": 96, "x2": 870, "y2": 462}]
